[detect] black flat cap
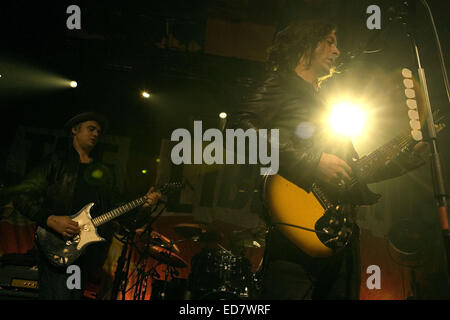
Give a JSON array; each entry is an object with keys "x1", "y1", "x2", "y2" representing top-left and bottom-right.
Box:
[{"x1": 64, "y1": 112, "x2": 109, "y2": 133}]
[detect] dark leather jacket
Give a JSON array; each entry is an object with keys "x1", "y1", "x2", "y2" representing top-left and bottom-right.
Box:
[
  {"x1": 4, "y1": 144, "x2": 118, "y2": 237},
  {"x1": 231, "y1": 70, "x2": 425, "y2": 203}
]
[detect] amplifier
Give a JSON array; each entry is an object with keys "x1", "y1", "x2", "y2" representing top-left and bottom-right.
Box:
[{"x1": 0, "y1": 265, "x2": 39, "y2": 299}]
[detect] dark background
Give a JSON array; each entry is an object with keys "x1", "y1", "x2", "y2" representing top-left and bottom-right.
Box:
[
  {"x1": 0, "y1": 0, "x2": 449, "y2": 299},
  {"x1": 0, "y1": 0, "x2": 448, "y2": 188}
]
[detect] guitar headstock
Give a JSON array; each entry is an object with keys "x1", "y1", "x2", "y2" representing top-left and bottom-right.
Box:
[{"x1": 158, "y1": 181, "x2": 184, "y2": 195}]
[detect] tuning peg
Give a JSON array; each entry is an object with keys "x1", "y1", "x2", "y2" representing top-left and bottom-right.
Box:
[{"x1": 402, "y1": 67, "x2": 423, "y2": 141}]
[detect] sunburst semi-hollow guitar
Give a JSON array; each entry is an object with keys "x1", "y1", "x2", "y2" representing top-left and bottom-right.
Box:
[
  {"x1": 36, "y1": 182, "x2": 183, "y2": 267},
  {"x1": 263, "y1": 123, "x2": 445, "y2": 258}
]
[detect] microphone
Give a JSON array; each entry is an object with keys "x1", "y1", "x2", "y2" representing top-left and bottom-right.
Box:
[
  {"x1": 334, "y1": 16, "x2": 393, "y2": 73},
  {"x1": 334, "y1": 50, "x2": 361, "y2": 73}
]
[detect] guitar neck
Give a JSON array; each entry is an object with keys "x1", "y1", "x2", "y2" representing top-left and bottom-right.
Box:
[
  {"x1": 353, "y1": 130, "x2": 413, "y2": 182},
  {"x1": 356, "y1": 122, "x2": 445, "y2": 180},
  {"x1": 91, "y1": 195, "x2": 148, "y2": 228}
]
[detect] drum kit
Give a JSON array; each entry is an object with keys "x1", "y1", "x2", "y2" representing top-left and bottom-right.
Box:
[{"x1": 115, "y1": 222, "x2": 267, "y2": 300}]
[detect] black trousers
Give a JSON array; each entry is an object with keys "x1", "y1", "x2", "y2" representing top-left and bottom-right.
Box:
[
  {"x1": 260, "y1": 227, "x2": 361, "y2": 300},
  {"x1": 37, "y1": 251, "x2": 84, "y2": 300},
  {"x1": 37, "y1": 243, "x2": 109, "y2": 300}
]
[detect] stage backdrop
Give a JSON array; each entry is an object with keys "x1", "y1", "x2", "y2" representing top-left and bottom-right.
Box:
[{"x1": 2, "y1": 128, "x2": 448, "y2": 300}]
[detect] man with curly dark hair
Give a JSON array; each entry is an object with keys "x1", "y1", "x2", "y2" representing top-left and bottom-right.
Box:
[
  {"x1": 267, "y1": 19, "x2": 338, "y2": 85},
  {"x1": 232, "y1": 19, "x2": 427, "y2": 300}
]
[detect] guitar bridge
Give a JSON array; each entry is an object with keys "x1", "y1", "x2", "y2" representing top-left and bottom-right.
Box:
[{"x1": 315, "y1": 206, "x2": 353, "y2": 250}]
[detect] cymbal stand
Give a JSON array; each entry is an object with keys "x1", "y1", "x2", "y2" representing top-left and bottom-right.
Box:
[
  {"x1": 131, "y1": 203, "x2": 168, "y2": 300},
  {"x1": 132, "y1": 245, "x2": 164, "y2": 300},
  {"x1": 217, "y1": 243, "x2": 233, "y2": 255},
  {"x1": 160, "y1": 240, "x2": 179, "y2": 300},
  {"x1": 133, "y1": 263, "x2": 146, "y2": 300},
  {"x1": 111, "y1": 228, "x2": 136, "y2": 300},
  {"x1": 140, "y1": 264, "x2": 161, "y2": 300}
]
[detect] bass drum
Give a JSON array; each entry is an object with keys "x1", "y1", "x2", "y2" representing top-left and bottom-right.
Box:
[{"x1": 188, "y1": 249, "x2": 252, "y2": 300}]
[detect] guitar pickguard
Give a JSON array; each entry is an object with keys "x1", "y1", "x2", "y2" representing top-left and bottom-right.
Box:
[
  {"x1": 71, "y1": 203, "x2": 104, "y2": 251},
  {"x1": 36, "y1": 182, "x2": 183, "y2": 267},
  {"x1": 36, "y1": 203, "x2": 105, "y2": 267}
]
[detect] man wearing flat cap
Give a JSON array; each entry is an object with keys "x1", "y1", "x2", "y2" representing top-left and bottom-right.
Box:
[{"x1": 3, "y1": 112, "x2": 161, "y2": 299}]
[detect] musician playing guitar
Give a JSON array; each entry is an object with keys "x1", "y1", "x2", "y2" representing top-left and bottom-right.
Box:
[
  {"x1": 4, "y1": 112, "x2": 161, "y2": 299},
  {"x1": 232, "y1": 20, "x2": 429, "y2": 300}
]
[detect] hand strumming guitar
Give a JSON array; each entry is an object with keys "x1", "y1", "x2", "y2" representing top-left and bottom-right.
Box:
[
  {"x1": 316, "y1": 152, "x2": 353, "y2": 187},
  {"x1": 46, "y1": 215, "x2": 80, "y2": 238}
]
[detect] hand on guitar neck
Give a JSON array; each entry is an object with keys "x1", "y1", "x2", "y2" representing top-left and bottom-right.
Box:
[
  {"x1": 143, "y1": 186, "x2": 162, "y2": 208},
  {"x1": 412, "y1": 141, "x2": 429, "y2": 156},
  {"x1": 316, "y1": 153, "x2": 353, "y2": 188}
]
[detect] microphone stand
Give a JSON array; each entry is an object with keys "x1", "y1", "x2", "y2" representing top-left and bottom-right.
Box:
[
  {"x1": 135, "y1": 202, "x2": 168, "y2": 299},
  {"x1": 111, "y1": 201, "x2": 167, "y2": 300},
  {"x1": 110, "y1": 227, "x2": 136, "y2": 300},
  {"x1": 399, "y1": 0, "x2": 450, "y2": 283}
]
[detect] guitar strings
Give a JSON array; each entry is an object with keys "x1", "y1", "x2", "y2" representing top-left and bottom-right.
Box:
[
  {"x1": 92, "y1": 196, "x2": 147, "y2": 227},
  {"x1": 275, "y1": 222, "x2": 335, "y2": 236},
  {"x1": 347, "y1": 132, "x2": 413, "y2": 188}
]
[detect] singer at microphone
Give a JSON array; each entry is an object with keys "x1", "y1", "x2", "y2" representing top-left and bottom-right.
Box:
[{"x1": 231, "y1": 18, "x2": 428, "y2": 301}]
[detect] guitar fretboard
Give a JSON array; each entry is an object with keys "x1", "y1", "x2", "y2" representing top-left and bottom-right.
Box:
[
  {"x1": 349, "y1": 130, "x2": 414, "y2": 186},
  {"x1": 91, "y1": 195, "x2": 148, "y2": 227}
]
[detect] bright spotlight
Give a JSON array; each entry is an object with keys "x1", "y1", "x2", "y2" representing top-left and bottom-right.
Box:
[
  {"x1": 329, "y1": 102, "x2": 366, "y2": 137},
  {"x1": 91, "y1": 169, "x2": 103, "y2": 179},
  {"x1": 70, "y1": 81, "x2": 77, "y2": 88},
  {"x1": 141, "y1": 91, "x2": 150, "y2": 98},
  {"x1": 219, "y1": 112, "x2": 227, "y2": 119}
]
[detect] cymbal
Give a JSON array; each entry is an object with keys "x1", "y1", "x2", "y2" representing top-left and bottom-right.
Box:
[
  {"x1": 174, "y1": 223, "x2": 221, "y2": 243},
  {"x1": 230, "y1": 227, "x2": 268, "y2": 248},
  {"x1": 137, "y1": 230, "x2": 180, "y2": 253},
  {"x1": 146, "y1": 246, "x2": 187, "y2": 268}
]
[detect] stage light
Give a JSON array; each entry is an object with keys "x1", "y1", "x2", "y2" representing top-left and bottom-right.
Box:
[
  {"x1": 91, "y1": 169, "x2": 103, "y2": 179},
  {"x1": 329, "y1": 102, "x2": 366, "y2": 137},
  {"x1": 219, "y1": 112, "x2": 227, "y2": 119},
  {"x1": 156, "y1": 158, "x2": 160, "y2": 163},
  {"x1": 70, "y1": 81, "x2": 77, "y2": 88},
  {"x1": 141, "y1": 91, "x2": 150, "y2": 98},
  {"x1": 141, "y1": 169, "x2": 148, "y2": 174}
]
